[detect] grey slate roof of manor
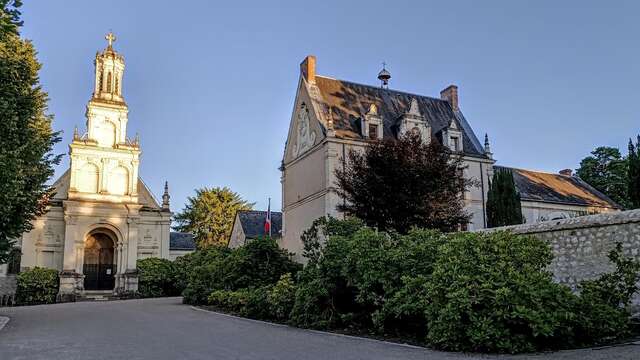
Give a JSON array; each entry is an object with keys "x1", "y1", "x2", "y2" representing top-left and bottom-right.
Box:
[
  {"x1": 170, "y1": 232, "x2": 196, "y2": 250},
  {"x1": 237, "y1": 210, "x2": 283, "y2": 239},
  {"x1": 313, "y1": 76, "x2": 487, "y2": 158},
  {"x1": 496, "y1": 166, "x2": 621, "y2": 209}
]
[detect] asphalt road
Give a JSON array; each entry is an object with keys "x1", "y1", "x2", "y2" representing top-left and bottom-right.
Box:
[{"x1": 0, "y1": 297, "x2": 638, "y2": 360}]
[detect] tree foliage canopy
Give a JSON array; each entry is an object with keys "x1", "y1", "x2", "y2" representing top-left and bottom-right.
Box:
[
  {"x1": 486, "y1": 168, "x2": 524, "y2": 228},
  {"x1": 334, "y1": 133, "x2": 471, "y2": 233},
  {"x1": 174, "y1": 187, "x2": 253, "y2": 248},
  {"x1": 576, "y1": 146, "x2": 629, "y2": 209},
  {"x1": 0, "y1": 0, "x2": 61, "y2": 262}
]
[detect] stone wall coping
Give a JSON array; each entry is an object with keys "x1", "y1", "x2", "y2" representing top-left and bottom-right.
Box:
[{"x1": 477, "y1": 209, "x2": 640, "y2": 235}]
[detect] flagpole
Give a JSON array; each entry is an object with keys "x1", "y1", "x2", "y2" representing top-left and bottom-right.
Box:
[{"x1": 268, "y1": 197, "x2": 272, "y2": 238}]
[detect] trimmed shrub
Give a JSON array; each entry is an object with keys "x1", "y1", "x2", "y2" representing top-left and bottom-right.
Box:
[
  {"x1": 571, "y1": 243, "x2": 640, "y2": 345},
  {"x1": 183, "y1": 238, "x2": 300, "y2": 305},
  {"x1": 221, "y1": 237, "x2": 301, "y2": 290},
  {"x1": 137, "y1": 257, "x2": 180, "y2": 297},
  {"x1": 291, "y1": 218, "x2": 446, "y2": 333},
  {"x1": 182, "y1": 246, "x2": 232, "y2": 304},
  {"x1": 207, "y1": 286, "x2": 271, "y2": 319},
  {"x1": 424, "y1": 231, "x2": 576, "y2": 353},
  {"x1": 16, "y1": 267, "x2": 59, "y2": 305},
  {"x1": 267, "y1": 273, "x2": 296, "y2": 321}
]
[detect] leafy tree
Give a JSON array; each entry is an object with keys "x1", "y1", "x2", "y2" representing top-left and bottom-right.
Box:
[
  {"x1": 576, "y1": 147, "x2": 629, "y2": 208},
  {"x1": 334, "y1": 132, "x2": 471, "y2": 233},
  {"x1": 0, "y1": 0, "x2": 61, "y2": 262},
  {"x1": 174, "y1": 187, "x2": 253, "y2": 248},
  {"x1": 628, "y1": 136, "x2": 640, "y2": 209},
  {"x1": 486, "y1": 167, "x2": 524, "y2": 227}
]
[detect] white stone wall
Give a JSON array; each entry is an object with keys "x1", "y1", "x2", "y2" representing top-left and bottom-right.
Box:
[{"x1": 480, "y1": 209, "x2": 640, "y2": 313}]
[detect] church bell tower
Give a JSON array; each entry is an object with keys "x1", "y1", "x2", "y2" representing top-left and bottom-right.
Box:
[{"x1": 68, "y1": 32, "x2": 141, "y2": 203}]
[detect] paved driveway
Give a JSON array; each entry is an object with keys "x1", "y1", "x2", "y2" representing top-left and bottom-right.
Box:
[{"x1": 0, "y1": 297, "x2": 638, "y2": 360}]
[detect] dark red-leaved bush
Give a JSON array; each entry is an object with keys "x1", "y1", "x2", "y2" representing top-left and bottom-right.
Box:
[{"x1": 335, "y1": 132, "x2": 471, "y2": 233}]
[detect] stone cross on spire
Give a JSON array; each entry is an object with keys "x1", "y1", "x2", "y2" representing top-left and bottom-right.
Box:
[{"x1": 105, "y1": 31, "x2": 116, "y2": 48}]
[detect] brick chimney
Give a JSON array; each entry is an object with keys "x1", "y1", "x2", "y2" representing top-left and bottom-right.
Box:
[
  {"x1": 559, "y1": 169, "x2": 573, "y2": 176},
  {"x1": 300, "y1": 55, "x2": 316, "y2": 84},
  {"x1": 440, "y1": 85, "x2": 459, "y2": 112}
]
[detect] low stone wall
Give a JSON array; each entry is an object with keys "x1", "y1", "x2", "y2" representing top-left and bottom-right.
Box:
[{"x1": 479, "y1": 209, "x2": 640, "y2": 313}]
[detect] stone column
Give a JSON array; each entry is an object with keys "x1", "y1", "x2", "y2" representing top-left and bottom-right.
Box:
[
  {"x1": 58, "y1": 214, "x2": 82, "y2": 302},
  {"x1": 114, "y1": 242, "x2": 124, "y2": 293},
  {"x1": 160, "y1": 219, "x2": 170, "y2": 259},
  {"x1": 99, "y1": 158, "x2": 109, "y2": 194},
  {"x1": 123, "y1": 209, "x2": 141, "y2": 292}
]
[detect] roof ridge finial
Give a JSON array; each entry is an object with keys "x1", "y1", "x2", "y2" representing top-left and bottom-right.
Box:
[
  {"x1": 484, "y1": 133, "x2": 493, "y2": 158},
  {"x1": 162, "y1": 181, "x2": 170, "y2": 209},
  {"x1": 377, "y1": 61, "x2": 391, "y2": 89}
]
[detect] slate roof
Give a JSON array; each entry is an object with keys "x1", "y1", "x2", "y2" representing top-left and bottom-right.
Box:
[
  {"x1": 497, "y1": 166, "x2": 621, "y2": 209},
  {"x1": 237, "y1": 210, "x2": 283, "y2": 239},
  {"x1": 313, "y1": 76, "x2": 486, "y2": 158},
  {"x1": 170, "y1": 232, "x2": 196, "y2": 251}
]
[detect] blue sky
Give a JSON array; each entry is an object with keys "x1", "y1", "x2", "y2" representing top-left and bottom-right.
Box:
[{"x1": 20, "y1": 0, "x2": 639, "y2": 212}]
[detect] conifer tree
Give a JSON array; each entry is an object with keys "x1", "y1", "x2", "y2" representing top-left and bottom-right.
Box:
[
  {"x1": 628, "y1": 135, "x2": 640, "y2": 209},
  {"x1": 486, "y1": 168, "x2": 524, "y2": 228},
  {"x1": 0, "y1": 1, "x2": 61, "y2": 262}
]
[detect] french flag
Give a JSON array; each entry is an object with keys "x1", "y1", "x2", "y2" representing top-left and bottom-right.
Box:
[{"x1": 264, "y1": 198, "x2": 271, "y2": 237}]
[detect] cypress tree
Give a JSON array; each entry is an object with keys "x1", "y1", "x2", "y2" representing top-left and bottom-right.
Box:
[
  {"x1": 486, "y1": 168, "x2": 524, "y2": 228},
  {"x1": 628, "y1": 136, "x2": 640, "y2": 209}
]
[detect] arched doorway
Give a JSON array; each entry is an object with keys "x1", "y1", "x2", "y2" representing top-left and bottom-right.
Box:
[{"x1": 83, "y1": 230, "x2": 116, "y2": 290}]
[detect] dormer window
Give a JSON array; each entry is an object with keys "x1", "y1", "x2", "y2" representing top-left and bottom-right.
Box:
[
  {"x1": 442, "y1": 118, "x2": 463, "y2": 152},
  {"x1": 451, "y1": 136, "x2": 460, "y2": 152},
  {"x1": 362, "y1": 103, "x2": 383, "y2": 140},
  {"x1": 398, "y1": 98, "x2": 431, "y2": 144},
  {"x1": 368, "y1": 124, "x2": 379, "y2": 140}
]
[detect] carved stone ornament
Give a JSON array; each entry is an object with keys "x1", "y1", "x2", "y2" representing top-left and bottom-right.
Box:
[
  {"x1": 293, "y1": 103, "x2": 317, "y2": 157},
  {"x1": 408, "y1": 98, "x2": 421, "y2": 116}
]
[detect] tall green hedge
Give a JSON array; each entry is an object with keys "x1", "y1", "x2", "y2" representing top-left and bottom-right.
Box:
[
  {"x1": 287, "y1": 217, "x2": 640, "y2": 353},
  {"x1": 181, "y1": 237, "x2": 300, "y2": 305},
  {"x1": 137, "y1": 257, "x2": 182, "y2": 297},
  {"x1": 177, "y1": 217, "x2": 640, "y2": 354}
]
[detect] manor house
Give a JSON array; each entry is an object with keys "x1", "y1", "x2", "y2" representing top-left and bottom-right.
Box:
[{"x1": 280, "y1": 56, "x2": 619, "y2": 260}]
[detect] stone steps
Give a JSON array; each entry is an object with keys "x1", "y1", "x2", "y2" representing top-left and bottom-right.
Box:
[{"x1": 79, "y1": 291, "x2": 114, "y2": 302}]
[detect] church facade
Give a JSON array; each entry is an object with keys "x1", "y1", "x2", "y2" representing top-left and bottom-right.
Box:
[{"x1": 9, "y1": 34, "x2": 173, "y2": 299}]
